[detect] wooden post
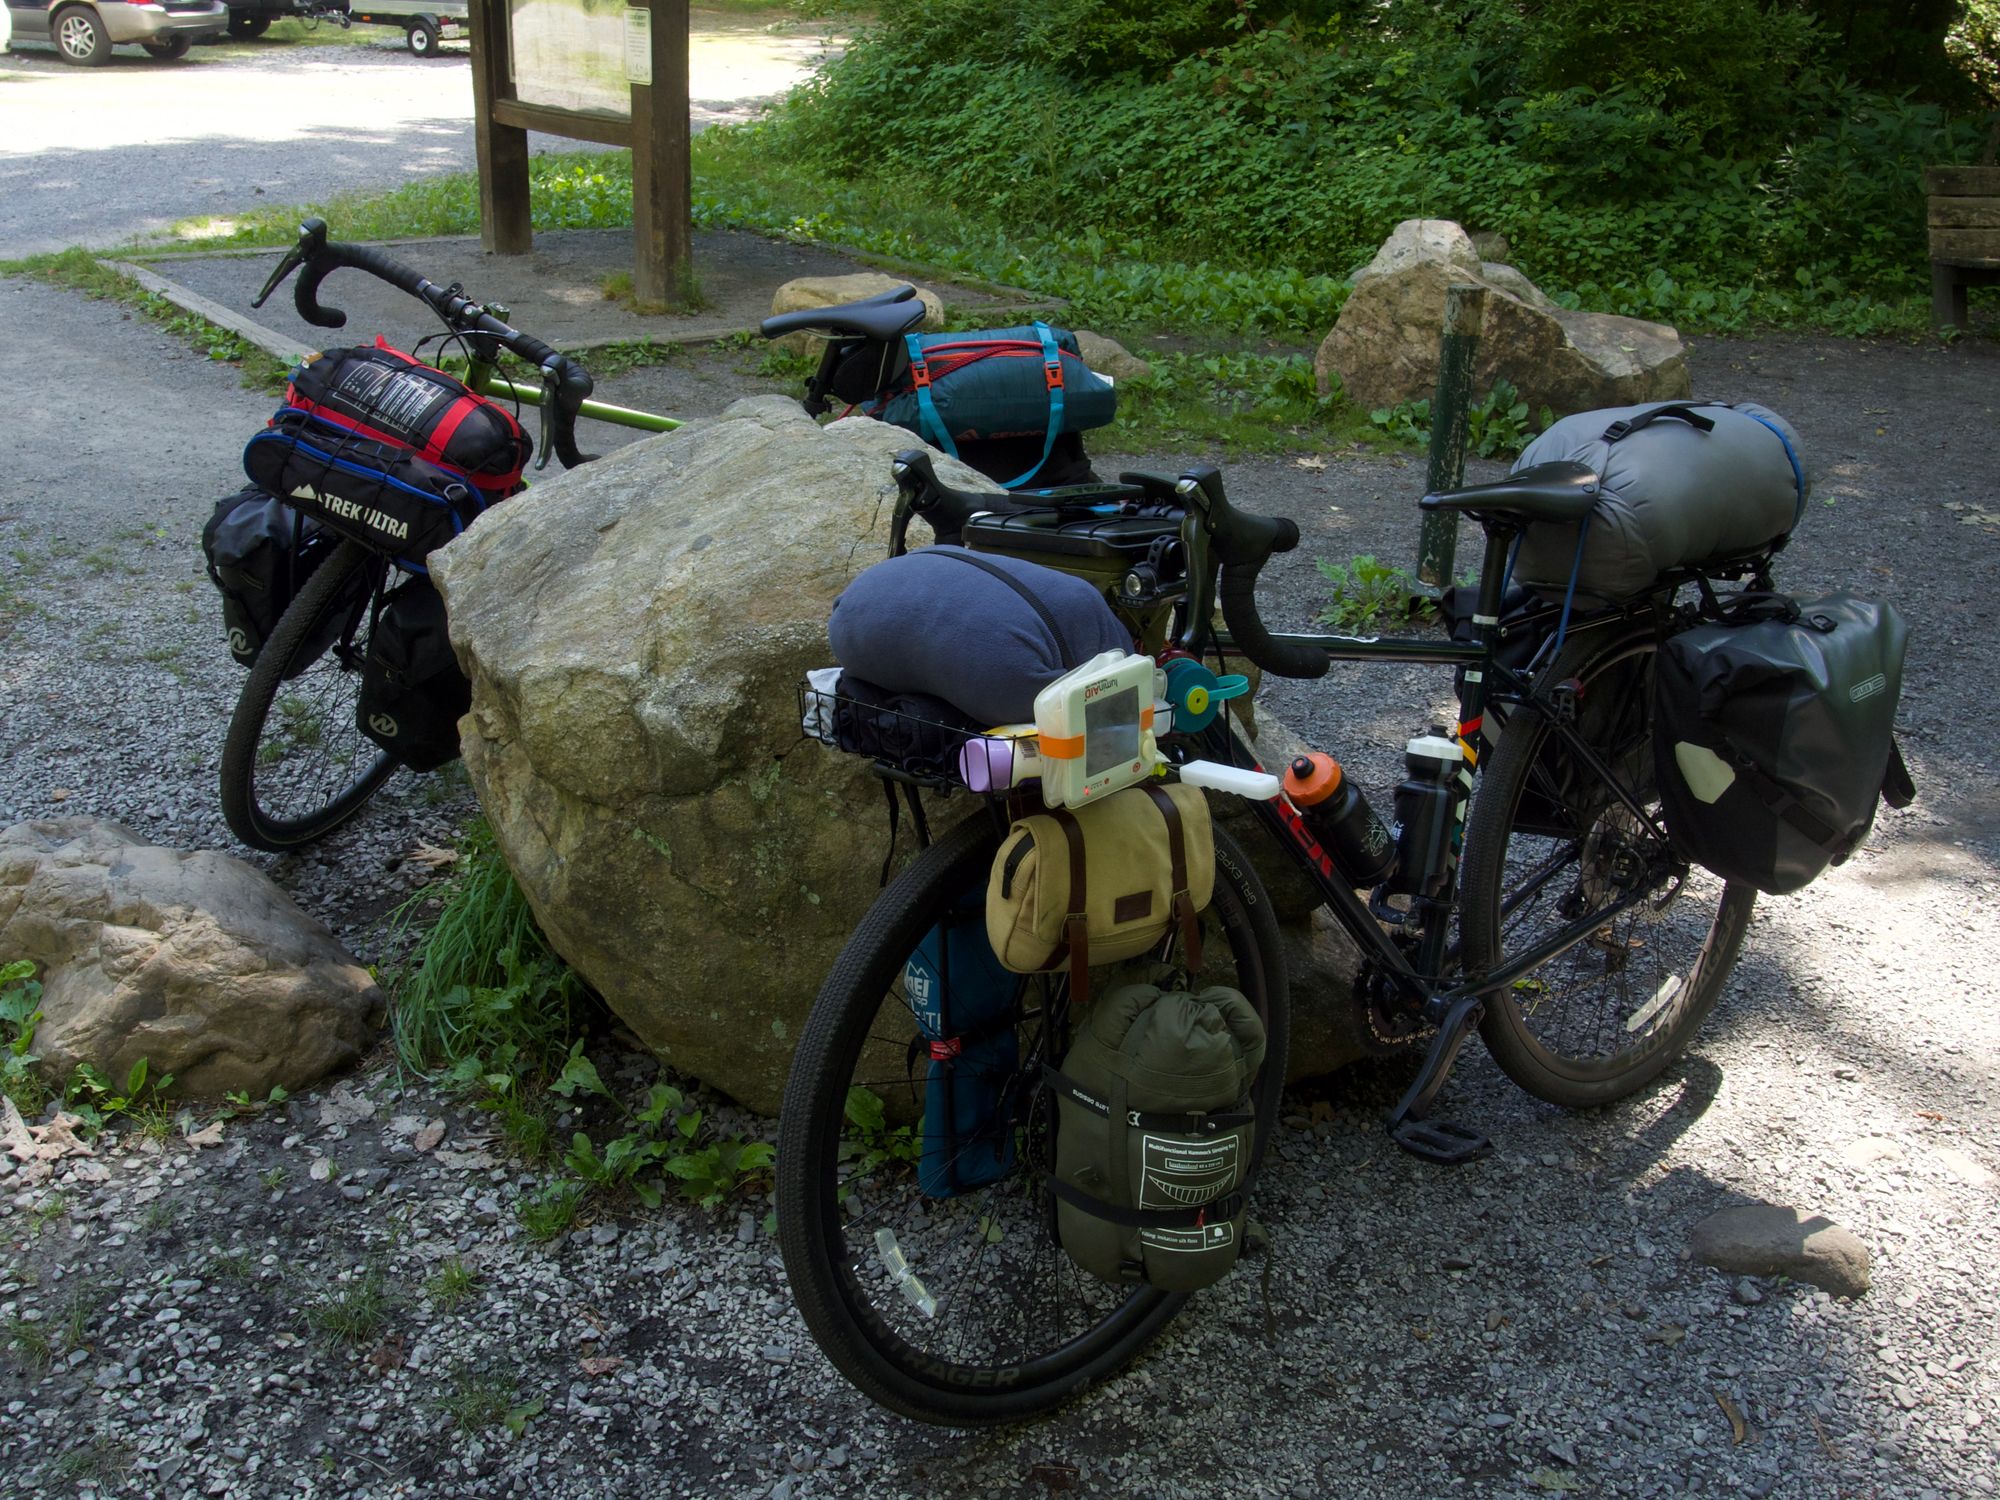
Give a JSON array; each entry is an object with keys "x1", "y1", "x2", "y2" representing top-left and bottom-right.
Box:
[
  {"x1": 469, "y1": 0, "x2": 531, "y2": 255},
  {"x1": 631, "y1": 0, "x2": 693, "y2": 308},
  {"x1": 1417, "y1": 283, "x2": 1487, "y2": 590}
]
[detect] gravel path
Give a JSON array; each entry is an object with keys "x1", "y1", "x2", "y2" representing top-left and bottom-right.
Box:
[{"x1": 2, "y1": 262, "x2": 1997, "y2": 1500}]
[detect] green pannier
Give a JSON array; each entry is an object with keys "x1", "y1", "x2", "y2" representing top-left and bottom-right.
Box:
[{"x1": 1047, "y1": 982, "x2": 1266, "y2": 1292}]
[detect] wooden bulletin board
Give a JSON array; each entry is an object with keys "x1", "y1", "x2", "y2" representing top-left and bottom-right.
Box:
[{"x1": 467, "y1": 0, "x2": 692, "y2": 304}]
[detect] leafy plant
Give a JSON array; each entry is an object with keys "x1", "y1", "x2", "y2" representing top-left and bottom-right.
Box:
[
  {"x1": 1315, "y1": 554, "x2": 1435, "y2": 632},
  {"x1": 62, "y1": 1058, "x2": 175, "y2": 1133},
  {"x1": 1, "y1": 959, "x2": 48, "y2": 1114},
  {"x1": 438, "y1": 1369, "x2": 516, "y2": 1432}
]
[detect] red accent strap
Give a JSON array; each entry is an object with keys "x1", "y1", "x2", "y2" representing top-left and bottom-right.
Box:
[
  {"x1": 928, "y1": 1038, "x2": 963, "y2": 1062},
  {"x1": 422, "y1": 397, "x2": 479, "y2": 471}
]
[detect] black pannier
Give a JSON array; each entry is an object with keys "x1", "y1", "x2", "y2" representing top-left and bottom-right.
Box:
[
  {"x1": 356, "y1": 576, "x2": 470, "y2": 771},
  {"x1": 1654, "y1": 592, "x2": 1913, "y2": 895},
  {"x1": 200, "y1": 486, "x2": 360, "y2": 673}
]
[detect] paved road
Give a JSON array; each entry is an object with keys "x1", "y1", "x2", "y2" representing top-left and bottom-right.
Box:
[{"x1": 0, "y1": 16, "x2": 837, "y2": 257}]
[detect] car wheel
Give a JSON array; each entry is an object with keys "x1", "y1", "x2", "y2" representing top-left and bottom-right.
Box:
[
  {"x1": 406, "y1": 16, "x2": 438, "y2": 55},
  {"x1": 53, "y1": 4, "x2": 113, "y2": 65},
  {"x1": 142, "y1": 33, "x2": 193, "y2": 58},
  {"x1": 226, "y1": 11, "x2": 272, "y2": 38}
]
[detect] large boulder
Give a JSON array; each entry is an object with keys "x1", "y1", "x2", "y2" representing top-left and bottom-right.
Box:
[
  {"x1": 0, "y1": 820, "x2": 383, "y2": 1098},
  {"x1": 430, "y1": 399, "x2": 1003, "y2": 1114},
  {"x1": 768, "y1": 273, "x2": 944, "y2": 357},
  {"x1": 1318, "y1": 219, "x2": 1690, "y2": 418},
  {"x1": 431, "y1": 398, "x2": 1386, "y2": 1110}
]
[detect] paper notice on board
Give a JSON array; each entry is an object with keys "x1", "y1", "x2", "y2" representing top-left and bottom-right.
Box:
[{"x1": 624, "y1": 7, "x2": 652, "y2": 86}]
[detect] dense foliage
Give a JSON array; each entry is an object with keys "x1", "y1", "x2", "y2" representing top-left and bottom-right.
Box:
[{"x1": 756, "y1": 0, "x2": 2000, "y2": 331}]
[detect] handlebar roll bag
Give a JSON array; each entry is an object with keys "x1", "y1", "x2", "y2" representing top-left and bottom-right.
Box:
[
  {"x1": 828, "y1": 547, "x2": 1130, "y2": 726},
  {"x1": 1508, "y1": 401, "x2": 1809, "y2": 600},
  {"x1": 287, "y1": 341, "x2": 530, "y2": 493}
]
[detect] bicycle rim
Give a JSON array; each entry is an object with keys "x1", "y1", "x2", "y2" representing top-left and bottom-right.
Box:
[
  {"x1": 776, "y1": 813, "x2": 1287, "y2": 1425},
  {"x1": 219, "y1": 540, "x2": 398, "y2": 851},
  {"x1": 1462, "y1": 630, "x2": 1754, "y2": 1107}
]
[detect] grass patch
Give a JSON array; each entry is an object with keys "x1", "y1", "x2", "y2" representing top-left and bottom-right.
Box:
[
  {"x1": 438, "y1": 1369, "x2": 516, "y2": 1432},
  {"x1": 515, "y1": 1179, "x2": 587, "y2": 1242},
  {"x1": 0, "y1": 249, "x2": 287, "y2": 384},
  {"x1": 425, "y1": 1256, "x2": 479, "y2": 1312},
  {"x1": 305, "y1": 1268, "x2": 392, "y2": 1344}
]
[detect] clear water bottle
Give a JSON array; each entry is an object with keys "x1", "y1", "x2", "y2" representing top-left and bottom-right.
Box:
[
  {"x1": 1282, "y1": 753, "x2": 1395, "y2": 886},
  {"x1": 1388, "y1": 729, "x2": 1463, "y2": 898}
]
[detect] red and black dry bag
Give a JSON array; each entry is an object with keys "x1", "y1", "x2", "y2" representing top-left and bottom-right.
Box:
[{"x1": 242, "y1": 341, "x2": 531, "y2": 571}]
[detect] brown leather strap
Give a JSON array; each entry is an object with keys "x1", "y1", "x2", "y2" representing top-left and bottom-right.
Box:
[
  {"x1": 1142, "y1": 784, "x2": 1203, "y2": 970},
  {"x1": 1051, "y1": 807, "x2": 1090, "y2": 1008}
]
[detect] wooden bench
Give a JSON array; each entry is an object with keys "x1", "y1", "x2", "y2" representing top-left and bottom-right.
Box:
[{"x1": 1928, "y1": 165, "x2": 2000, "y2": 332}]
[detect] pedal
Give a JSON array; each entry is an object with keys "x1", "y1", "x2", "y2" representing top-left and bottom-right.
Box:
[{"x1": 1389, "y1": 1117, "x2": 1492, "y2": 1165}]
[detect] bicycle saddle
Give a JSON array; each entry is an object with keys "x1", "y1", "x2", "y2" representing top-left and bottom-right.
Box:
[
  {"x1": 760, "y1": 285, "x2": 927, "y2": 342},
  {"x1": 1420, "y1": 460, "x2": 1602, "y2": 526}
]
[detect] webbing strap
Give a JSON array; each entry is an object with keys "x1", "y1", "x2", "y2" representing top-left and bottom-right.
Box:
[
  {"x1": 1051, "y1": 806, "x2": 1090, "y2": 1008},
  {"x1": 1714, "y1": 739, "x2": 1850, "y2": 855},
  {"x1": 1043, "y1": 1171, "x2": 1245, "y2": 1231},
  {"x1": 1043, "y1": 1064, "x2": 1254, "y2": 1135},
  {"x1": 903, "y1": 322, "x2": 1066, "y2": 490},
  {"x1": 1140, "y1": 784, "x2": 1203, "y2": 970}
]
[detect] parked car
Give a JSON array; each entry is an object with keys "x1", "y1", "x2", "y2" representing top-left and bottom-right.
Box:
[
  {"x1": 4, "y1": 0, "x2": 226, "y2": 63},
  {"x1": 223, "y1": 0, "x2": 464, "y2": 55}
]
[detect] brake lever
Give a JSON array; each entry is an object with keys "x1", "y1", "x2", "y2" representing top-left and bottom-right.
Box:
[
  {"x1": 535, "y1": 371, "x2": 556, "y2": 471},
  {"x1": 251, "y1": 246, "x2": 304, "y2": 311}
]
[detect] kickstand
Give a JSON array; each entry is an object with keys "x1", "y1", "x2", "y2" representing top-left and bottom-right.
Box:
[{"x1": 1385, "y1": 994, "x2": 1494, "y2": 1165}]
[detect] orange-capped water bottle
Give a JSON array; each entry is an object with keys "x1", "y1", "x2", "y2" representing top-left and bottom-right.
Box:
[{"x1": 1282, "y1": 753, "x2": 1395, "y2": 886}]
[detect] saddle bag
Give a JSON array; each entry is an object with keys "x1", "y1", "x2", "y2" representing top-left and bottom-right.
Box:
[
  {"x1": 1654, "y1": 591, "x2": 1914, "y2": 895},
  {"x1": 1047, "y1": 982, "x2": 1265, "y2": 1291},
  {"x1": 986, "y1": 782, "x2": 1213, "y2": 990},
  {"x1": 200, "y1": 486, "x2": 353, "y2": 672},
  {"x1": 1509, "y1": 402, "x2": 1810, "y2": 601},
  {"x1": 902, "y1": 891, "x2": 1022, "y2": 1199},
  {"x1": 829, "y1": 547, "x2": 1131, "y2": 726},
  {"x1": 356, "y1": 575, "x2": 470, "y2": 771},
  {"x1": 869, "y1": 323, "x2": 1117, "y2": 489}
]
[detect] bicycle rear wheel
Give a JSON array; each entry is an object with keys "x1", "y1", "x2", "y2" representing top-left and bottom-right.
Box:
[
  {"x1": 776, "y1": 810, "x2": 1288, "y2": 1425},
  {"x1": 219, "y1": 540, "x2": 397, "y2": 852},
  {"x1": 1459, "y1": 626, "x2": 1755, "y2": 1108}
]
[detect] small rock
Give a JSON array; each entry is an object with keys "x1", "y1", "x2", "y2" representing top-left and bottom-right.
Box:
[
  {"x1": 358, "y1": 1411, "x2": 380, "y2": 1433},
  {"x1": 340, "y1": 1184, "x2": 366, "y2": 1202},
  {"x1": 1934, "y1": 1147, "x2": 1994, "y2": 1188},
  {"x1": 1840, "y1": 1137, "x2": 1904, "y2": 1169},
  {"x1": 1687, "y1": 1204, "x2": 1871, "y2": 1298},
  {"x1": 590, "y1": 1224, "x2": 618, "y2": 1247},
  {"x1": 1732, "y1": 1280, "x2": 1765, "y2": 1306},
  {"x1": 1484, "y1": 1413, "x2": 1513, "y2": 1428},
  {"x1": 761, "y1": 1343, "x2": 793, "y2": 1365}
]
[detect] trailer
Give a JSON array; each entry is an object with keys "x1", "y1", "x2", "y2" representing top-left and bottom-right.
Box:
[{"x1": 224, "y1": 0, "x2": 466, "y2": 55}]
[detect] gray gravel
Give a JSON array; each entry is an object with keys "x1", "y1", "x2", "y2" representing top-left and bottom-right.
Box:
[{"x1": 3, "y1": 259, "x2": 1999, "y2": 1500}]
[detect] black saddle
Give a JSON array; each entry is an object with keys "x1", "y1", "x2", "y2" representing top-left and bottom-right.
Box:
[
  {"x1": 760, "y1": 285, "x2": 927, "y2": 343},
  {"x1": 1420, "y1": 461, "x2": 1602, "y2": 527}
]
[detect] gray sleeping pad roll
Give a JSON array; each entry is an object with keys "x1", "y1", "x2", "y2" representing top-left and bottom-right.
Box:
[
  {"x1": 1509, "y1": 402, "x2": 1810, "y2": 601},
  {"x1": 828, "y1": 546, "x2": 1131, "y2": 726}
]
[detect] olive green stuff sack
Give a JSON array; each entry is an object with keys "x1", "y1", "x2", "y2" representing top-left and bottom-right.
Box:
[{"x1": 1048, "y1": 982, "x2": 1266, "y2": 1293}]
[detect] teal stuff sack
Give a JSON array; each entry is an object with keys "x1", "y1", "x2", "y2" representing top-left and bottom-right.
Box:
[
  {"x1": 904, "y1": 892, "x2": 1022, "y2": 1198},
  {"x1": 1046, "y1": 983, "x2": 1265, "y2": 1293}
]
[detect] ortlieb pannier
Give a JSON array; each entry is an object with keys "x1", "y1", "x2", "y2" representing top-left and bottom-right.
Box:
[
  {"x1": 1509, "y1": 401, "x2": 1810, "y2": 600},
  {"x1": 902, "y1": 891, "x2": 1021, "y2": 1199},
  {"x1": 201, "y1": 486, "x2": 356, "y2": 672},
  {"x1": 243, "y1": 341, "x2": 530, "y2": 570},
  {"x1": 868, "y1": 324, "x2": 1117, "y2": 489},
  {"x1": 1654, "y1": 591, "x2": 1913, "y2": 895},
  {"x1": 828, "y1": 547, "x2": 1131, "y2": 726},
  {"x1": 356, "y1": 575, "x2": 470, "y2": 771},
  {"x1": 986, "y1": 782, "x2": 1213, "y2": 985},
  {"x1": 1047, "y1": 981, "x2": 1265, "y2": 1291},
  {"x1": 288, "y1": 341, "x2": 531, "y2": 494}
]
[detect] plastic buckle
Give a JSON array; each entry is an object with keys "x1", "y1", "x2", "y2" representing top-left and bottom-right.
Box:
[
  {"x1": 1044, "y1": 359, "x2": 1064, "y2": 391},
  {"x1": 910, "y1": 359, "x2": 932, "y2": 390},
  {"x1": 928, "y1": 1037, "x2": 962, "y2": 1062},
  {"x1": 1601, "y1": 419, "x2": 1634, "y2": 442}
]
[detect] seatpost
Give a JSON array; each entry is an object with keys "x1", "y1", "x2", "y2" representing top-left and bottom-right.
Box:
[
  {"x1": 801, "y1": 338, "x2": 845, "y2": 418},
  {"x1": 1457, "y1": 524, "x2": 1519, "y2": 728}
]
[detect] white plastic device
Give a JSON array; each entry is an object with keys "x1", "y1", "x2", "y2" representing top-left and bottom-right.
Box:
[
  {"x1": 1176, "y1": 761, "x2": 1282, "y2": 800},
  {"x1": 1032, "y1": 650, "x2": 1164, "y2": 809}
]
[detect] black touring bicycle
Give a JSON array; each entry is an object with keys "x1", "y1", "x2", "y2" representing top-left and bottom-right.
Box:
[{"x1": 760, "y1": 292, "x2": 1891, "y2": 1426}]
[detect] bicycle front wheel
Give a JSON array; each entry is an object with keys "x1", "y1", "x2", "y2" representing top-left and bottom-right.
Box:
[
  {"x1": 219, "y1": 540, "x2": 397, "y2": 852},
  {"x1": 776, "y1": 810, "x2": 1289, "y2": 1426},
  {"x1": 1459, "y1": 627, "x2": 1755, "y2": 1109}
]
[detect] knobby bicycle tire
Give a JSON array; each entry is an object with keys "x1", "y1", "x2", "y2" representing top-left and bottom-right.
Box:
[
  {"x1": 219, "y1": 539, "x2": 397, "y2": 852},
  {"x1": 1459, "y1": 626, "x2": 1755, "y2": 1108},
  {"x1": 776, "y1": 811, "x2": 1289, "y2": 1425}
]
